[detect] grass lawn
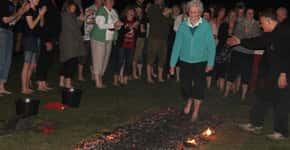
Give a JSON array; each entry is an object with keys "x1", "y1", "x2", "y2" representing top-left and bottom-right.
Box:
[{"x1": 0, "y1": 55, "x2": 290, "y2": 150}]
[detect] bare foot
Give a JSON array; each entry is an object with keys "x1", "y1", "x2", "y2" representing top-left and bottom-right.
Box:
[
  {"x1": 44, "y1": 86, "x2": 53, "y2": 91},
  {"x1": 22, "y1": 89, "x2": 33, "y2": 95},
  {"x1": 59, "y1": 82, "x2": 64, "y2": 87},
  {"x1": 96, "y1": 84, "x2": 106, "y2": 89},
  {"x1": 37, "y1": 87, "x2": 48, "y2": 92},
  {"x1": 147, "y1": 79, "x2": 155, "y2": 84},
  {"x1": 133, "y1": 75, "x2": 139, "y2": 80},
  {"x1": 113, "y1": 82, "x2": 119, "y2": 87},
  {"x1": 78, "y1": 77, "x2": 86, "y2": 81},
  {"x1": 190, "y1": 113, "x2": 198, "y2": 122},
  {"x1": 0, "y1": 89, "x2": 12, "y2": 95},
  {"x1": 158, "y1": 79, "x2": 165, "y2": 83},
  {"x1": 184, "y1": 102, "x2": 192, "y2": 115}
]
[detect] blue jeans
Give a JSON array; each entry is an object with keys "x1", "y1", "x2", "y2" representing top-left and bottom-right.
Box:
[
  {"x1": 118, "y1": 48, "x2": 133, "y2": 76},
  {"x1": 0, "y1": 28, "x2": 13, "y2": 83}
]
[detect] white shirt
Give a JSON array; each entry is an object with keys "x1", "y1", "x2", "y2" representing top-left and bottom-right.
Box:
[
  {"x1": 187, "y1": 17, "x2": 202, "y2": 28},
  {"x1": 95, "y1": 6, "x2": 119, "y2": 41}
]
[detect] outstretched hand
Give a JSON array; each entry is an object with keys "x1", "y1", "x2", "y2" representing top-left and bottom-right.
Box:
[{"x1": 226, "y1": 36, "x2": 240, "y2": 46}]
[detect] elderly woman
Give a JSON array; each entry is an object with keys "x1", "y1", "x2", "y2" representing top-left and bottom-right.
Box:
[
  {"x1": 90, "y1": 0, "x2": 122, "y2": 88},
  {"x1": 170, "y1": 0, "x2": 216, "y2": 122}
]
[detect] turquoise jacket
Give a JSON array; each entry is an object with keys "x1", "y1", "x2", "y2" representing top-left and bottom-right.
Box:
[{"x1": 170, "y1": 18, "x2": 216, "y2": 67}]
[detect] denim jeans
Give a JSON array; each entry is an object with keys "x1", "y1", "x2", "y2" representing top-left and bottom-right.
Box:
[
  {"x1": 118, "y1": 48, "x2": 133, "y2": 76},
  {"x1": 0, "y1": 28, "x2": 13, "y2": 83}
]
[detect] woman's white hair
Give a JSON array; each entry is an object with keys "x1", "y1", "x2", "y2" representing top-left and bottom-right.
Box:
[{"x1": 186, "y1": 0, "x2": 204, "y2": 14}]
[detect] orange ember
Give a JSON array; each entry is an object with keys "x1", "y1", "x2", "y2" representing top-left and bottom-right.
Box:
[
  {"x1": 186, "y1": 139, "x2": 198, "y2": 145},
  {"x1": 106, "y1": 135, "x2": 115, "y2": 140},
  {"x1": 202, "y1": 128, "x2": 215, "y2": 137}
]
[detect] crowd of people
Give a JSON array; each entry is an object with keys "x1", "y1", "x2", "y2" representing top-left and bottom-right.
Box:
[{"x1": 1, "y1": 0, "x2": 290, "y2": 141}]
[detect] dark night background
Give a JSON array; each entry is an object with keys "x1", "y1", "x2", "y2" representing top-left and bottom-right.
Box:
[{"x1": 92, "y1": 0, "x2": 290, "y2": 11}]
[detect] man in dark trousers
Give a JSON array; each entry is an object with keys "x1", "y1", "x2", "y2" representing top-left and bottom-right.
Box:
[{"x1": 227, "y1": 9, "x2": 290, "y2": 140}]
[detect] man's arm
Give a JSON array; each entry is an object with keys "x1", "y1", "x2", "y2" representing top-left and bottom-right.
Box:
[{"x1": 240, "y1": 33, "x2": 271, "y2": 50}]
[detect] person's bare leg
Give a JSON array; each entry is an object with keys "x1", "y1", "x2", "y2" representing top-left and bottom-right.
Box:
[
  {"x1": 27, "y1": 64, "x2": 36, "y2": 91},
  {"x1": 241, "y1": 84, "x2": 248, "y2": 100},
  {"x1": 95, "y1": 74, "x2": 102, "y2": 88},
  {"x1": 176, "y1": 66, "x2": 180, "y2": 82},
  {"x1": 64, "y1": 78, "x2": 72, "y2": 88},
  {"x1": 224, "y1": 81, "x2": 232, "y2": 97},
  {"x1": 235, "y1": 77, "x2": 241, "y2": 93},
  {"x1": 206, "y1": 76, "x2": 212, "y2": 89},
  {"x1": 217, "y1": 78, "x2": 221, "y2": 88},
  {"x1": 132, "y1": 61, "x2": 138, "y2": 79},
  {"x1": 0, "y1": 81, "x2": 11, "y2": 94},
  {"x1": 123, "y1": 76, "x2": 128, "y2": 85},
  {"x1": 59, "y1": 75, "x2": 65, "y2": 87},
  {"x1": 0, "y1": 82, "x2": 11, "y2": 95},
  {"x1": 191, "y1": 99, "x2": 202, "y2": 122},
  {"x1": 37, "y1": 81, "x2": 46, "y2": 91},
  {"x1": 220, "y1": 78, "x2": 225, "y2": 92},
  {"x1": 146, "y1": 64, "x2": 154, "y2": 83},
  {"x1": 43, "y1": 81, "x2": 52, "y2": 90},
  {"x1": 184, "y1": 98, "x2": 193, "y2": 114},
  {"x1": 113, "y1": 74, "x2": 119, "y2": 86},
  {"x1": 78, "y1": 64, "x2": 85, "y2": 81},
  {"x1": 21, "y1": 63, "x2": 30, "y2": 94},
  {"x1": 90, "y1": 66, "x2": 95, "y2": 80},
  {"x1": 158, "y1": 67, "x2": 164, "y2": 82},
  {"x1": 137, "y1": 64, "x2": 142, "y2": 77}
]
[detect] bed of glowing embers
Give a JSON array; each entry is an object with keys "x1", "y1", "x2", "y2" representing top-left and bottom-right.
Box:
[{"x1": 75, "y1": 108, "x2": 223, "y2": 150}]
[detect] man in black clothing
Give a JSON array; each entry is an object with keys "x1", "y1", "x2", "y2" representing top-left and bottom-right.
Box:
[{"x1": 228, "y1": 9, "x2": 290, "y2": 140}]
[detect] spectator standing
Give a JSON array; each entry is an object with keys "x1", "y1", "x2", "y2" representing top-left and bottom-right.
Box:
[
  {"x1": 21, "y1": 0, "x2": 47, "y2": 94},
  {"x1": 59, "y1": 1, "x2": 85, "y2": 88},
  {"x1": 146, "y1": 0, "x2": 171, "y2": 83},
  {"x1": 90, "y1": 0, "x2": 122, "y2": 88},
  {"x1": 79, "y1": 0, "x2": 103, "y2": 81},
  {"x1": 0, "y1": 0, "x2": 29, "y2": 95}
]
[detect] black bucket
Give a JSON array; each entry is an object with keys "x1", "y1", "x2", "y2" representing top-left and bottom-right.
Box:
[
  {"x1": 15, "y1": 98, "x2": 40, "y2": 118},
  {"x1": 61, "y1": 88, "x2": 82, "y2": 108}
]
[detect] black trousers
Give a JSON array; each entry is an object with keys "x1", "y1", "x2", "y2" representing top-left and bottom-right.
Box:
[
  {"x1": 228, "y1": 51, "x2": 253, "y2": 84},
  {"x1": 36, "y1": 44, "x2": 52, "y2": 81},
  {"x1": 250, "y1": 77, "x2": 290, "y2": 137},
  {"x1": 180, "y1": 61, "x2": 206, "y2": 100},
  {"x1": 61, "y1": 57, "x2": 78, "y2": 79}
]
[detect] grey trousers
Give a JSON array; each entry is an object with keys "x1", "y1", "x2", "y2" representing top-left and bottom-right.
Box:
[{"x1": 90, "y1": 40, "x2": 112, "y2": 76}]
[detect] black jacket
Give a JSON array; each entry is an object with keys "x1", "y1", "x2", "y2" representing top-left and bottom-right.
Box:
[{"x1": 240, "y1": 20, "x2": 290, "y2": 79}]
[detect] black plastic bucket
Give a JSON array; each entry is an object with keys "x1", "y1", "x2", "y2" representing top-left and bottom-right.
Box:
[
  {"x1": 61, "y1": 88, "x2": 82, "y2": 108},
  {"x1": 15, "y1": 98, "x2": 40, "y2": 117}
]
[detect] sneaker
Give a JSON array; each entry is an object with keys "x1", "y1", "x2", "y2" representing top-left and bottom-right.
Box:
[
  {"x1": 238, "y1": 123, "x2": 263, "y2": 134},
  {"x1": 266, "y1": 132, "x2": 286, "y2": 141}
]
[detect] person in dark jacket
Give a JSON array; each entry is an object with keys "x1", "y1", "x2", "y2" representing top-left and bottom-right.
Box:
[
  {"x1": 59, "y1": 1, "x2": 85, "y2": 88},
  {"x1": 228, "y1": 9, "x2": 290, "y2": 140}
]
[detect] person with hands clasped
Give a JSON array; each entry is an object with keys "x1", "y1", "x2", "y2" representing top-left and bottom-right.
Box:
[
  {"x1": 0, "y1": 0, "x2": 30, "y2": 96},
  {"x1": 59, "y1": 0, "x2": 86, "y2": 89},
  {"x1": 115, "y1": 7, "x2": 138, "y2": 86},
  {"x1": 21, "y1": 0, "x2": 47, "y2": 94},
  {"x1": 227, "y1": 9, "x2": 290, "y2": 140}
]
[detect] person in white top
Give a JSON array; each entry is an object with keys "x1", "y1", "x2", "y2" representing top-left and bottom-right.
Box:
[
  {"x1": 90, "y1": 0, "x2": 122, "y2": 88},
  {"x1": 78, "y1": 0, "x2": 103, "y2": 82}
]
